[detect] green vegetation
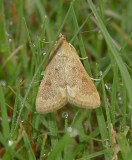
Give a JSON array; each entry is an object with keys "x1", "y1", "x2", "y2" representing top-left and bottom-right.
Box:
[{"x1": 0, "y1": 0, "x2": 132, "y2": 159}]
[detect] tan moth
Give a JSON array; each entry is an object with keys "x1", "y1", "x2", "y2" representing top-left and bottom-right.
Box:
[{"x1": 36, "y1": 34, "x2": 100, "y2": 113}]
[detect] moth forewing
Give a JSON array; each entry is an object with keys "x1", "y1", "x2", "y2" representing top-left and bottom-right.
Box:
[
  {"x1": 36, "y1": 37, "x2": 67, "y2": 113},
  {"x1": 65, "y1": 42, "x2": 100, "y2": 108},
  {"x1": 36, "y1": 34, "x2": 100, "y2": 113}
]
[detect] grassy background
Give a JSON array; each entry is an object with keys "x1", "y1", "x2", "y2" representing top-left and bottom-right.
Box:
[{"x1": 0, "y1": 0, "x2": 132, "y2": 159}]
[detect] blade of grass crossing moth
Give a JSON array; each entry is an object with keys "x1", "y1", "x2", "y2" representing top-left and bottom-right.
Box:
[
  {"x1": 13, "y1": 1, "x2": 73, "y2": 135},
  {"x1": 88, "y1": 0, "x2": 132, "y2": 106},
  {"x1": 71, "y1": 6, "x2": 92, "y2": 76},
  {"x1": 0, "y1": 84, "x2": 10, "y2": 139}
]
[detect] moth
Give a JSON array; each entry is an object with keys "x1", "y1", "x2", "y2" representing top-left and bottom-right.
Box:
[{"x1": 36, "y1": 34, "x2": 100, "y2": 113}]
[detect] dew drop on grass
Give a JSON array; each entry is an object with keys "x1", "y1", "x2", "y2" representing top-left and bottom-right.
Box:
[
  {"x1": 117, "y1": 91, "x2": 121, "y2": 97},
  {"x1": 103, "y1": 139, "x2": 111, "y2": 148},
  {"x1": 42, "y1": 153, "x2": 46, "y2": 158},
  {"x1": 0, "y1": 80, "x2": 6, "y2": 87},
  {"x1": 118, "y1": 96, "x2": 123, "y2": 105},
  {"x1": 8, "y1": 140, "x2": 14, "y2": 146},
  {"x1": 7, "y1": 117, "x2": 11, "y2": 122},
  {"x1": 21, "y1": 102, "x2": 24, "y2": 107},
  {"x1": 33, "y1": 43, "x2": 35, "y2": 47},
  {"x1": 5, "y1": 31, "x2": 10, "y2": 37},
  {"x1": 19, "y1": 77, "x2": 23, "y2": 83},
  {"x1": 41, "y1": 24, "x2": 43, "y2": 28},
  {"x1": 41, "y1": 71, "x2": 45, "y2": 76},
  {"x1": 62, "y1": 112, "x2": 68, "y2": 119},
  {"x1": 98, "y1": 32, "x2": 103, "y2": 40},
  {"x1": 43, "y1": 52, "x2": 46, "y2": 55},
  {"x1": 98, "y1": 70, "x2": 102, "y2": 77},
  {"x1": 9, "y1": 21, "x2": 13, "y2": 25},
  {"x1": 120, "y1": 82, "x2": 124, "y2": 86},
  {"x1": 8, "y1": 38, "x2": 12, "y2": 43},
  {"x1": 67, "y1": 126, "x2": 72, "y2": 132},
  {"x1": 67, "y1": 127, "x2": 78, "y2": 137},
  {"x1": 105, "y1": 83, "x2": 112, "y2": 90}
]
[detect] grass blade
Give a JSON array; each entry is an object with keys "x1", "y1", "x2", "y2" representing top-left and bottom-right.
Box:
[{"x1": 0, "y1": 84, "x2": 10, "y2": 138}]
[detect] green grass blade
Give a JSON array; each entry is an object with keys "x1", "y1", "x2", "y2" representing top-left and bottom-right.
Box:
[
  {"x1": 127, "y1": 149, "x2": 132, "y2": 160},
  {"x1": 77, "y1": 149, "x2": 112, "y2": 160},
  {"x1": 47, "y1": 134, "x2": 71, "y2": 160},
  {"x1": 0, "y1": 0, "x2": 13, "y2": 75},
  {"x1": 23, "y1": 130, "x2": 36, "y2": 160},
  {"x1": 0, "y1": 84, "x2": 10, "y2": 138},
  {"x1": 101, "y1": 78, "x2": 112, "y2": 146},
  {"x1": 116, "y1": 133, "x2": 130, "y2": 159},
  {"x1": 110, "y1": 63, "x2": 118, "y2": 124},
  {"x1": 10, "y1": 81, "x2": 20, "y2": 138},
  {"x1": 96, "y1": 107, "x2": 112, "y2": 160},
  {"x1": 23, "y1": 17, "x2": 36, "y2": 60},
  {"x1": 47, "y1": 113, "x2": 62, "y2": 160}
]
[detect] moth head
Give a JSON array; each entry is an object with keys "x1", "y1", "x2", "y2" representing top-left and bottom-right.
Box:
[{"x1": 58, "y1": 33, "x2": 66, "y2": 41}]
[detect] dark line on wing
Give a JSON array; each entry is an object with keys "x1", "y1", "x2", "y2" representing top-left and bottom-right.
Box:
[{"x1": 48, "y1": 41, "x2": 63, "y2": 65}]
